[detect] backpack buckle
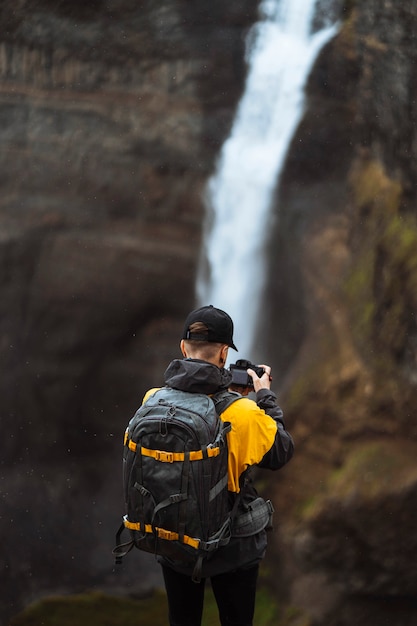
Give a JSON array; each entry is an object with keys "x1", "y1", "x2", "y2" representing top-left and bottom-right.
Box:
[
  {"x1": 157, "y1": 528, "x2": 177, "y2": 541},
  {"x1": 156, "y1": 450, "x2": 174, "y2": 463}
]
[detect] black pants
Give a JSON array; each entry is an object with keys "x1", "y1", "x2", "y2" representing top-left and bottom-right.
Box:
[{"x1": 161, "y1": 563, "x2": 259, "y2": 626}]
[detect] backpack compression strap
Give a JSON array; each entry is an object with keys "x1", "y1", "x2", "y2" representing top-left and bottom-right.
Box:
[
  {"x1": 123, "y1": 517, "x2": 200, "y2": 549},
  {"x1": 113, "y1": 517, "x2": 201, "y2": 566},
  {"x1": 126, "y1": 443, "x2": 222, "y2": 460}
]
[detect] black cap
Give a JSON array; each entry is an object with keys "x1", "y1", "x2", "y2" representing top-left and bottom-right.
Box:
[{"x1": 182, "y1": 305, "x2": 238, "y2": 351}]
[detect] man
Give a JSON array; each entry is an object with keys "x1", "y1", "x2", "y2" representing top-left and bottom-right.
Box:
[{"x1": 143, "y1": 305, "x2": 294, "y2": 626}]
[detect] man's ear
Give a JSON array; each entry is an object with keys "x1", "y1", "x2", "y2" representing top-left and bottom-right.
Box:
[
  {"x1": 180, "y1": 339, "x2": 187, "y2": 358},
  {"x1": 219, "y1": 345, "x2": 228, "y2": 365}
]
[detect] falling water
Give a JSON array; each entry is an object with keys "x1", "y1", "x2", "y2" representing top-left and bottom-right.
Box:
[{"x1": 197, "y1": 0, "x2": 338, "y2": 361}]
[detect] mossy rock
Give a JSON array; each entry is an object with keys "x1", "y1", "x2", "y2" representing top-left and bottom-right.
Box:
[
  {"x1": 303, "y1": 439, "x2": 417, "y2": 519},
  {"x1": 346, "y1": 156, "x2": 417, "y2": 376},
  {"x1": 10, "y1": 584, "x2": 284, "y2": 626},
  {"x1": 10, "y1": 591, "x2": 168, "y2": 626}
]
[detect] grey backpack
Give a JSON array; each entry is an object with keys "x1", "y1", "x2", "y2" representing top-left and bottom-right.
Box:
[{"x1": 113, "y1": 387, "x2": 240, "y2": 581}]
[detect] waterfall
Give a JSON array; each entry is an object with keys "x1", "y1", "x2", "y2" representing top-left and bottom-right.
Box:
[{"x1": 197, "y1": 0, "x2": 338, "y2": 361}]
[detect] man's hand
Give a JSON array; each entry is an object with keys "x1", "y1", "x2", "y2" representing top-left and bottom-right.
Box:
[{"x1": 247, "y1": 364, "x2": 272, "y2": 393}]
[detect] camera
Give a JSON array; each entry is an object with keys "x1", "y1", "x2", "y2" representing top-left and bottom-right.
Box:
[{"x1": 229, "y1": 359, "x2": 265, "y2": 388}]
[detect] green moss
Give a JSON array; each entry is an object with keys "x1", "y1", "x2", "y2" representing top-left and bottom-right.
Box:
[
  {"x1": 326, "y1": 441, "x2": 417, "y2": 502},
  {"x1": 350, "y1": 159, "x2": 401, "y2": 213},
  {"x1": 283, "y1": 604, "x2": 313, "y2": 626},
  {"x1": 285, "y1": 157, "x2": 416, "y2": 413},
  {"x1": 344, "y1": 246, "x2": 376, "y2": 347},
  {"x1": 329, "y1": 443, "x2": 395, "y2": 497},
  {"x1": 344, "y1": 156, "x2": 417, "y2": 375},
  {"x1": 10, "y1": 590, "x2": 169, "y2": 626},
  {"x1": 295, "y1": 494, "x2": 321, "y2": 519},
  {"x1": 299, "y1": 440, "x2": 417, "y2": 524},
  {"x1": 382, "y1": 214, "x2": 417, "y2": 279},
  {"x1": 11, "y1": 584, "x2": 282, "y2": 626}
]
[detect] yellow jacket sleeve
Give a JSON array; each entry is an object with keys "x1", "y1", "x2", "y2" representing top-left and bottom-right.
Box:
[
  {"x1": 220, "y1": 398, "x2": 278, "y2": 493},
  {"x1": 142, "y1": 388, "x2": 160, "y2": 403}
]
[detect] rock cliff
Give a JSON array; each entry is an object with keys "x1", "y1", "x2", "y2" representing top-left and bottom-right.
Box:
[
  {"x1": 0, "y1": 1, "x2": 258, "y2": 622},
  {"x1": 265, "y1": 1, "x2": 417, "y2": 624},
  {"x1": 2, "y1": 1, "x2": 417, "y2": 625}
]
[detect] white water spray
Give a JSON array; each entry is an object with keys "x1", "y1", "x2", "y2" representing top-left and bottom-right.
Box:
[{"x1": 197, "y1": 0, "x2": 338, "y2": 360}]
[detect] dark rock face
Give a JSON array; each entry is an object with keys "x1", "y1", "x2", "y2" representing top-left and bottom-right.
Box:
[
  {"x1": 0, "y1": 1, "x2": 259, "y2": 623},
  {"x1": 264, "y1": 1, "x2": 417, "y2": 624},
  {"x1": 3, "y1": 1, "x2": 417, "y2": 625}
]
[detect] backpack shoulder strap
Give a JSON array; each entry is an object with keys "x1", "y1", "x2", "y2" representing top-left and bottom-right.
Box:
[{"x1": 212, "y1": 390, "x2": 241, "y2": 416}]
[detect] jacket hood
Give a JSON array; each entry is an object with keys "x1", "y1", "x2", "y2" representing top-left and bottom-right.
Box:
[{"x1": 164, "y1": 358, "x2": 232, "y2": 395}]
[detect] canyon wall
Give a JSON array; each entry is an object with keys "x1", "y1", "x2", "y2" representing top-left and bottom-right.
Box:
[
  {"x1": 0, "y1": 1, "x2": 258, "y2": 622},
  {"x1": 265, "y1": 1, "x2": 417, "y2": 624}
]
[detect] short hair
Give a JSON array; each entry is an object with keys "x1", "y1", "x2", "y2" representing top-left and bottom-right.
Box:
[{"x1": 183, "y1": 322, "x2": 224, "y2": 360}]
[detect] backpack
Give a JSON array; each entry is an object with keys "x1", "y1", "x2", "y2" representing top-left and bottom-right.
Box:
[{"x1": 113, "y1": 386, "x2": 241, "y2": 582}]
